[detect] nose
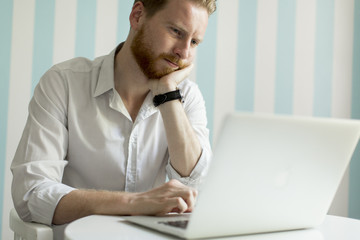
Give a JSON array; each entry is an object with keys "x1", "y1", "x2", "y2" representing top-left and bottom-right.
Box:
[{"x1": 173, "y1": 39, "x2": 192, "y2": 60}]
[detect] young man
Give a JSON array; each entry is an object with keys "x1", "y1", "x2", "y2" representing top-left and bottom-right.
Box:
[{"x1": 11, "y1": 0, "x2": 216, "y2": 230}]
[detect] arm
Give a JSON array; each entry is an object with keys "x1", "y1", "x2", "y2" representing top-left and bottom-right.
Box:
[
  {"x1": 158, "y1": 100, "x2": 202, "y2": 176},
  {"x1": 53, "y1": 179, "x2": 197, "y2": 225},
  {"x1": 11, "y1": 68, "x2": 75, "y2": 225},
  {"x1": 148, "y1": 65, "x2": 210, "y2": 178}
]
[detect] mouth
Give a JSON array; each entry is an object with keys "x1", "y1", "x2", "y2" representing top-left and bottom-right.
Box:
[{"x1": 164, "y1": 58, "x2": 179, "y2": 69}]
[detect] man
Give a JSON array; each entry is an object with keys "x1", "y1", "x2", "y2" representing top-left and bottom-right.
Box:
[{"x1": 11, "y1": 0, "x2": 216, "y2": 230}]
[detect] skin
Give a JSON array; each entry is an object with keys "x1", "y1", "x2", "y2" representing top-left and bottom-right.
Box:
[{"x1": 52, "y1": 0, "x2": 209, "y2": 225}]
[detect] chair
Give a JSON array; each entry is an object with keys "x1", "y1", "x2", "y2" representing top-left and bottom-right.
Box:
[{"x1": 9, "y1": 208, "x2": 53, "y2": 240}]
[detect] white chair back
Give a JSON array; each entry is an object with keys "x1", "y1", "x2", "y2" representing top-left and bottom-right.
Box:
[{"x1": 9, "y1": 208, "x2": 53, "y2": 240}]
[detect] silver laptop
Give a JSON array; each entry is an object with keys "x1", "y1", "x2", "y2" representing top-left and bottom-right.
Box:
[{"x1": 124, "y1": 112, "x2": 360, "y2": 239}]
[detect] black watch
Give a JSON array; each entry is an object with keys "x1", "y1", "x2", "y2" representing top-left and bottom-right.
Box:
[{"x1": 153, "y1": 90, "x2": 182, "y2": 107}]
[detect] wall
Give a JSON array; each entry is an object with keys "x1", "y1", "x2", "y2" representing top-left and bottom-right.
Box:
[{"x1": 1, "y1": 0, "x2": 360, "y2": 239}]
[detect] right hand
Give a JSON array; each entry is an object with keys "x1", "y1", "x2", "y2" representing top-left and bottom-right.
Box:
[
  {"x1": 129, "y1": 179, "x2": 198, "y2": 216},
  {"x1": 148, "y1": 64, "x2": 194, "y2": 96}
]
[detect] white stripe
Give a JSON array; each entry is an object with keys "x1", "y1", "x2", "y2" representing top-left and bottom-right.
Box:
[
  {"x1": 254, "y1": 0, "x2": 278, "y2": 114},
  {"x1": 213, "y1": 0, "x2": 239, "y2": 143},
  {"x1": 53, "y1": 0, "x2": 77, "y2": 64},
  {"x1": 293, "y1": 0, "x2": 316, "y2": 116},
  {"x1": 95, "y1": 0, "x2": 118, "y2": 57},
  {"x1": 3, "y1": 0, "x2": 36, "y2": 239},
  {"x1": 331, "y1": 0, "x2": 354, "y2": 119},
  {"x1": 328, "y1": 0, "x2": 355, "y2": 218}
]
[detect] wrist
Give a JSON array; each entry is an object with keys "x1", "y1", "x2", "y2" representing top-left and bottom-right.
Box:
[
  {"x1": 149, "y1": 78, "x2": 177, "y2": 96},
  {"x1": 92, "y1": 191, "x2": 137, "y2": 216},
  {"x1": 153, "y1": 90, "x2": 182, "y2": 107},
  {"x1": 152, "y1": 86, "x2": 177, "y2": 96},
  {"x1": 127, "y1": 192, "x2": 145, "y2": 215}
]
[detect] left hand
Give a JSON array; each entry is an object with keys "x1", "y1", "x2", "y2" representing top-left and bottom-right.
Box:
[{"x1": 148, "y1": 64, "x2": 194, "y2": 95}]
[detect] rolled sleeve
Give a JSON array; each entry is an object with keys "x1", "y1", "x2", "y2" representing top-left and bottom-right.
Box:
[
  {"x1": 28, "y1": 182, "x2": 75, "y2": 225},
  {"x1": 11, "y1": 160, "x2": 76, "y2": 225},
  {"x1": 166, "y1": 147, "x2": 212, "y2": 188}
]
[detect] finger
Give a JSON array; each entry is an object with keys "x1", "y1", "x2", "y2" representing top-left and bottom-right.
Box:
[
  {"x1": 165, "y1": 180, "x2": 197, "y2": 209},
  {"x1": 168, "y1": 189, "x2": 197, "y2": 212},
  {"x1": 170, "y1": 197, "x2": 188, "y2": 214},
  {"x1": 162, "y1": 63, "x2": 194, "y2": 85},
  {"x1": 193, "y1": 188, "x2": 198, "y2": 199},
  {"x1": 184, "y1": 189, "x2": 197, "y2": 211},
  {"x1": 174, "y1": 64, "x2": 194, "y2": 85},
  {"x1": 155, "y1": 197, "x2": 188, "y2": 216}
]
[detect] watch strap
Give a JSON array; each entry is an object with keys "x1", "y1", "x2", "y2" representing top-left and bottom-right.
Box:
[{"x1": 153, "y1": 90, "x2": 182, "y2": 107}]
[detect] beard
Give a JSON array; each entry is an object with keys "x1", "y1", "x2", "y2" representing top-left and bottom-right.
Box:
[{"x1": 130, "y1": 25, "x2": 189, "y2": 79}]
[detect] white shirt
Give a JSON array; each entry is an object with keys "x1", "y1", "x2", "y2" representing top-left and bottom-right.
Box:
[{"x1": 11, "y1": 45, "x2": 211, "y2": 226}]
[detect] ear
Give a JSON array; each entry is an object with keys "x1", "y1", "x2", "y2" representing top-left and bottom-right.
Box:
[{"x1": 129, "y1": 1, "x2": 145, "y2": 30}]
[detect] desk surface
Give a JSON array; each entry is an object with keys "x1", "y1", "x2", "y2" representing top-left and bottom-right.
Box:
[{"x1": 64, "y1": 215, "x2": 360, "y2": 240}]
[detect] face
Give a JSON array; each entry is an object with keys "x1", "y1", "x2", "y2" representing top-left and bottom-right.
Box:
[{"x1": 130, "y1": 0, "x2": 209, "y2": 79}]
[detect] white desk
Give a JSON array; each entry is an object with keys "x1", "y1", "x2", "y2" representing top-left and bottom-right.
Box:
[{"x1": 64, "y1": 215, "x2": 360, "y2": 240}]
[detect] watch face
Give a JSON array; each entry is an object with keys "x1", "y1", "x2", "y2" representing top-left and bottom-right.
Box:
[
  {"x1": 153, "y1": 90, "x2": 182, "y2": 107},
  {"x1": 153, "y1": 94, "x2": 168, "y2": 106}
]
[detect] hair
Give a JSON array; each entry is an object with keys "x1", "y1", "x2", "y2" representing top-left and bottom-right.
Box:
[{"x1": 133, "y1": 0, "x2": 217, "y2": 18}]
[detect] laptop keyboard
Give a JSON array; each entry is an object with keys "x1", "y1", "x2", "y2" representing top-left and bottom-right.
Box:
[{"x1": 158, "y1": 220, "x2": 189, "y2": 229}]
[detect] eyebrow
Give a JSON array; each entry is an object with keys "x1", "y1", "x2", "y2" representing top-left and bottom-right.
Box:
[{"x1": 167, "y1": 21, "x2": 203, "y2": 43}]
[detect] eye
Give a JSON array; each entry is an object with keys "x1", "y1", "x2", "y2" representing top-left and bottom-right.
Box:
[
  {"x1": 191, "y1": 39, "x2": 199, "y2": 46},
  {"x1": 171, "y1": 27, "x2": 182, "y2": 37}
]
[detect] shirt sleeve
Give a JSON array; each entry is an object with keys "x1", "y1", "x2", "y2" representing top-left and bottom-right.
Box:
[
  {"x1": 166, "y1": 80, "x2": 212, "y2": 189},
  {"x1": 11, "y1": 67, "x2": 76, "y2": 226}
]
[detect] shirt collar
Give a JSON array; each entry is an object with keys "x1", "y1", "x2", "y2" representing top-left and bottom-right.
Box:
[
  {"x1": 93, "y1": 42, "x2": 159, "y2": 121},
  {"x1": 93, "y1": 43, "x2": 123, "y2": 98}
]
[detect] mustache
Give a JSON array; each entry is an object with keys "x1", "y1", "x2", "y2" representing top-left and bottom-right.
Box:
[{"x1": 158, "y1": 53, "x2": 189, "y2": 69}]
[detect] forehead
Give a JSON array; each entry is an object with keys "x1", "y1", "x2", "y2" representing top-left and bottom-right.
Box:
[{"x1": 151, "y1": 0, "x2": 209, "y2": 38}]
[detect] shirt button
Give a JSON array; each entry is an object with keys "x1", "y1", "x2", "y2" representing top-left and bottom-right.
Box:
[{"x1": 130, "y1": 135, "x2": 137, "y2": 143}]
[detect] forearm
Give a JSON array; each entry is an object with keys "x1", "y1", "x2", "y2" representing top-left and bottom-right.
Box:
[
  {"x1": 53, "y1": 180, "x2": 197, "y2": 225},
  {"x1": 148, "y1": 65, "x2": 206, "y2": 177},
  {"x1": 158, "y1": 100, "x2": 202, "y2": 177},
  {"x1": 52, "y1": 189, "x2": 133, "y2": 225}
]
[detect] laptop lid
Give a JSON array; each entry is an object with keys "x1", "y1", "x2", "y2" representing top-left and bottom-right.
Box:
[{"x1": 125, "y1": 112, "x2": 360, "y2": 239}]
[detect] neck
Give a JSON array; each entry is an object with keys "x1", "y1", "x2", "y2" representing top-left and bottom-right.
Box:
[
  {"x1": 114, "y1": 41, "x2": 149, "y2": 97},
  {"x1": 114, "y1": 41, "x2": 150, "y2": 121}
]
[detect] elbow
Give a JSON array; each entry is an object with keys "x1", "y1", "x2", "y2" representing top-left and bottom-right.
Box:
[{"x1": 12, "y1": 191, "x2": 32, "y2": 223}]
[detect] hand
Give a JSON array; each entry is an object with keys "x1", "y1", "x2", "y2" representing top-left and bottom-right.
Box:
[
  {"x1": 129, "y1": 179, "x2": 198, "y2": 216},
  {"x1": 148, "y1": 64, "x2": 194, "y2": 95}
]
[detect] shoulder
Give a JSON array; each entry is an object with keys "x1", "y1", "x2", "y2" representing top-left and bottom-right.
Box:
[
  {"x1": 37, "y1": 55, "x2": 107, "y2": 91},
  {"x1": 178, "y1": 78, "x2": 202, "y2": 98},
  {"x1": 178, "y1": 78, "x2": 206, "y2": 111},
  {"x1": 51, "y1": 55, "x2": 105, "y2": 75},
  {"x1": 178, "y1": 78, "x2": 200, "y2": 93}
]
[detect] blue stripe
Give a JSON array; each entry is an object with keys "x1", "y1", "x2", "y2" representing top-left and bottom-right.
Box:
[
  {"x1": 313, "y1": 0, "x2": 335, "y2": 117},
  {"x1": 31, "y1": 0, "x2": 56, "y2": 94},
  {"x1": 0, "y1": 0, "x2": 13, "y2": 236},
  {"x1": 350, "y1": 0, "x2": 360, "y2": 220},
  {"x1": 196, "y1": 11, "x2": 218, "y2": 142},
  {"x1": 75, "y1": 0, "x2": 97, "y2": 59},
  {"x1": 117, "y1": 0, "x2": 133, "y2": 43},
  {"x1": 274, "y1": 0, "x2": 296, "y2": 115},
  {"x1": 235, "y1": 0, "x2": 257, "y2": 112}
]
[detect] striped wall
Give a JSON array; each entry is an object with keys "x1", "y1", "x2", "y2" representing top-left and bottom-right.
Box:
[
  {"x1": 1, "y1": 0, "x2": 359, "y2": 238},
  {"x1": 0, "y1": 0, "x2": 14, "y2": 239}
]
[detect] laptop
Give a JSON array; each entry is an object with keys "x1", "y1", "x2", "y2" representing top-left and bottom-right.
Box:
[{"x1": 123, "y1": 112, "x2": 360, "y2": 239}]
